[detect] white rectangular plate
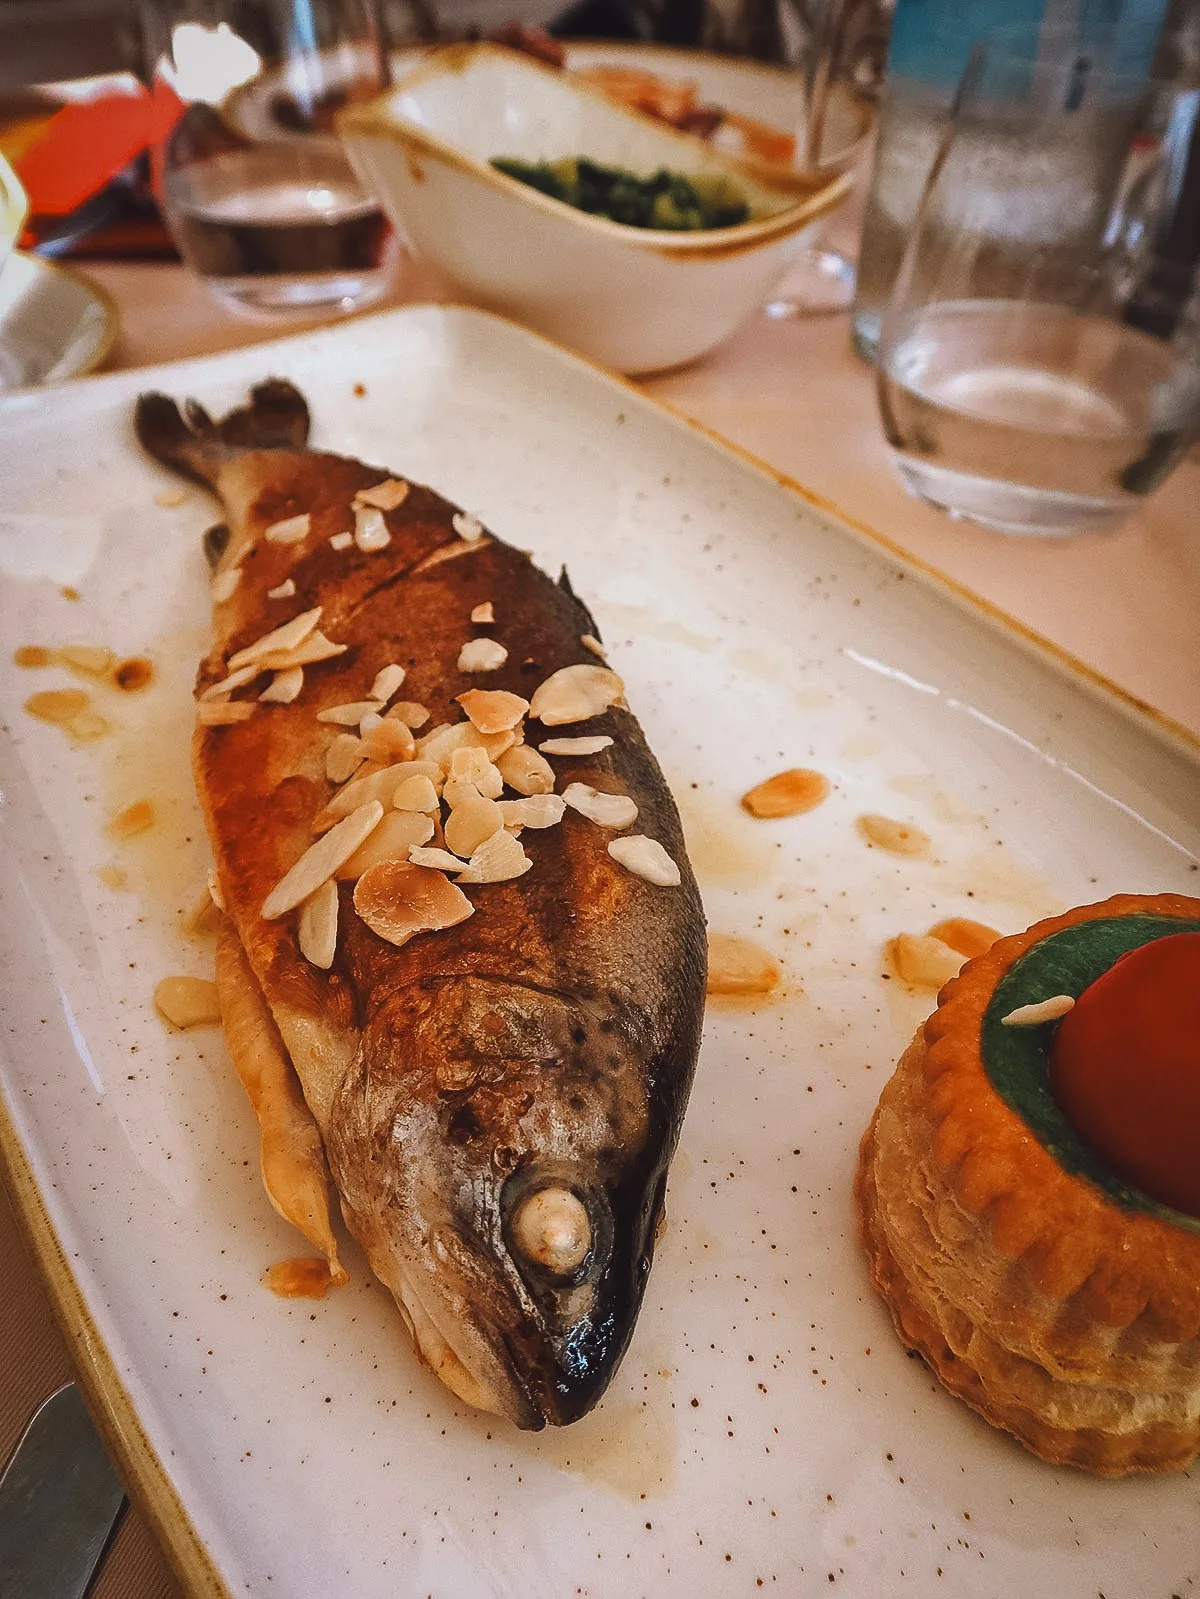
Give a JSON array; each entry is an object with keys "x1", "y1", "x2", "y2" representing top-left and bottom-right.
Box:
[{"x1": 1, "y1": 305, "x2": 1197, "y2": 1599}]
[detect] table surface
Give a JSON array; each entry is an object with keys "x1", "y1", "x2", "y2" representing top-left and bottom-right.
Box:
[{"x1": 3, "y1": 242, "x2": 1198, "y2": 1599}]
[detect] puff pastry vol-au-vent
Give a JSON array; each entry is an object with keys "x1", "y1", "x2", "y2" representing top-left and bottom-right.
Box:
[{"x1": 856, "y1": 892, "x2": 1200, "y2": 1476}]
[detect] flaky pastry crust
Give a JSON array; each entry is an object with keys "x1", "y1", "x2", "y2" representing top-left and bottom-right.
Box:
[{"x1": 856, "y1": 892, "x2": 1200, "y2": 1475}]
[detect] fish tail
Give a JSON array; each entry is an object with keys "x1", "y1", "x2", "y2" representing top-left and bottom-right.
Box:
[{"x1": 134, "y1": 379, "x2": 311, "y2": 486}]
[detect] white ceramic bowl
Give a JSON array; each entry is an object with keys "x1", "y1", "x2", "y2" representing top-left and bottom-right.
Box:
[{"x1": 338, "y1": 43, "x2": 852, "y2": 374}]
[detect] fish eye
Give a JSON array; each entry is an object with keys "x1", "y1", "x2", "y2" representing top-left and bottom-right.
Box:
[{"x1": 508, "y1": 1186, "x2": 592, "y2": 1278}]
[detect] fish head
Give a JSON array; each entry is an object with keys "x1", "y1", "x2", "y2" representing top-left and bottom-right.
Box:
[{"x1": 329, "y1": 974, "x2": 689, "y2": 1428}]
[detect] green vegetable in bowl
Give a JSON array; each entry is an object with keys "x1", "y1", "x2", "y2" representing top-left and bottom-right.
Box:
[{"x1": 490, "y1": 157, "x2": 752, "y2": 231}]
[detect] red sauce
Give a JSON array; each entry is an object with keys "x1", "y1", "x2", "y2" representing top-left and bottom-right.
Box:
[{"x1": 1049, "y1": 932, "x2": 1200, "y2": 1216}]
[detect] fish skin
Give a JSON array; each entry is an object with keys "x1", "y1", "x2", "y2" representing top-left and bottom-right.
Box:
[{"x1": 135, "y1": 381, "x2": 707, "y2": 1428}]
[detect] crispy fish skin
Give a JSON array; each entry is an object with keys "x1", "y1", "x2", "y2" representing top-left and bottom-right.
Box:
[{"x1": 135, "y1": 382, "x2": 706, "y2": 1428}]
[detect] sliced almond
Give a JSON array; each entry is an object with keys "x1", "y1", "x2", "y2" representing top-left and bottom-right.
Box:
[
  {"x1": 267, "y1": 578, "x2": 297, "y2": 600},
  {"x1": 154, "y1": 486, "x2": 189, "y2": 508},
  {"x1": 741, "y1": 769, "x2": 830, "y2": 819},
  {"x1": 458, "y1": 638, "x2": 508, "y2": 673},
  {"x1": 452, "y1": 511, "x2": 484, "y2": 541},
  {"x1": 353, "y1": 861, "x2": 474, "y2": 948},
  {"x1": 369, "y1": 664, "x2": 406, "y2": 703},
  {"x1": 298, "y1": 879, "x2": 339, "y2": 969},
  {"x1": 25, "y1": 687, "x2": 89, "y2": 723},
  {"x1": 326, "y1": 733, "x2": 367, "y2": 785},
  {"x1": 563, "y1": 782, "x2": 637, "y2": 829},
  {"x1": 498, "y1": 795, "x2": 565, "y2": 829},
  {"x1": 1001, "y1": 994, "x2": 1076, "y2": 1027},
  {"x1": 200, "y1": 663, "x2": 262, "y2": 701},
  {"x1": 207, "y1": 866, "x2": 226, "y2": 911},
  {"x1": 184, "y1": 889, "x2": 222, "y2": 937},
  {"x1": 411, "y1": 540, "x2": 484, "y2": 576},
  {"x1": 530, "y1": 664, "x2": 625, "y2": 726},
  {"x1": 444, "y1": 795, "x2": 504, "y2": 858},
  {"x1": 470, "y1": 601, "x2": 495, "y2": 624},
  {"x1": 154, "y1": 975, "x2": 221, "y2": 1029},
  {"x1": 259, "y1": 666, "x2": 304, "y2": 704},
  {"x1": 228, "y1": 608, "x2": 321, "y2": 671},
  {"x1": 928, "y1": 917, "x2": 1001, "y2": 959},
  {"x1": 355, "y1": 478, "x2": 409, "y2": 512},
  {"x1": 336, "y1": 811, "x2": 434, "y2": 880},
  {"x1": 497, "y1": 744, "x2": 555, "y2": 796},
  {"x1": 858, "y1": 814, "x2": 932, "y2": 858},
  {"x1": 364, "y1": 718, "x2": 415, "y2": 762},
  {"x1": 706, "y1": 933, "x2": 781, "y2": 997},
  {"x1": 354, "y1": 505, "x2": 391, "y2": 552},
  {"x1": 539, "y1": 735, "x2": 614, "y2": 757},
  {"x1": 211, "y1": 567, "x2": 241, "y2": 603},
  {"x1": 457, "y1": 829, "x2": 532, "y2": 884},
  {"x1": 888, "y1": 933, "x2": 963, "y2": 989},
  {"x1": 409, "y1": 845, "x2": 470, "y2": 872},
  {"x1": 359, "y1": 710, "x2": 382, "y2": 739},
  {"x1": 607, "y1": 835, "x2": 680, "y2": 887},
  {"x1": 448, "y1": 746, "x2": 503, "y2": 798},
  {"x1": 389, "y1": 701, "x2": 430, "y2": 730},
  {"x1": 393, "y1": 774, "x2": 440, "y2": 813},
  {"x1": 198, "y1": 701, "x2": 256, "y2": 726},
  {"x1": 318, "y1": 700, "x2": 382, "y2": 726},
  {"x1": 330, "y1": 531, "x2": 354, "y2": 551},
  {"x1": 258, "y1": 630, "x2": 346, "y2": 671},
  {"x1": 580, "y1": 633, "x2": 606, "y2": 659},
  {"x1": 66, "y1": 709, "x2": 111, "y2": 742},
  {"x1": 455, "y1": 688, "x2": 529, "y2": 735},
  {"x1": 262, "y1": 800, "x2": 384, "y2": 918},
  {"x1": 264, "y1": 513, "x2": 310, "y2": 544},
  {"x1": 313, "y1": 763, "x2": 417, "y2": 830}
]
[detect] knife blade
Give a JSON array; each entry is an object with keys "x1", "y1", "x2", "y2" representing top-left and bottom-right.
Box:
[{"x1": 0, "y1": 1383, "x2": 126, "y2": 1599}]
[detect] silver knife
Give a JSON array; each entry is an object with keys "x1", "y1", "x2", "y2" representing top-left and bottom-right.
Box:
[{"x1": 0, "y1": 1383, "x2": 126, "y2": 1599}]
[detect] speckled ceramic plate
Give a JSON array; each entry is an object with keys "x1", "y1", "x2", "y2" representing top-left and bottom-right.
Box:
[{"x1": 0, "y1": 305, "x2": 1198, "y2": 1599}]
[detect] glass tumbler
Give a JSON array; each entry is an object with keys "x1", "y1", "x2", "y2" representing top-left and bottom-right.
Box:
[
  {"x1": 143, "y1": 0, "x2": 396, "y2": 314},
  {"x1": 876, "y1": 37, "x2": 1200, "y2": 534}
]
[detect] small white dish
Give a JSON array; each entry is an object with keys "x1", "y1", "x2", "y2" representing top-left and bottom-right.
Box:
[
  {"x1": 0, "y1": 252, "x2": 118, "y2": 390},
  {"x1": 338, "y1": 43, "x2": 851, "y2": 374}
]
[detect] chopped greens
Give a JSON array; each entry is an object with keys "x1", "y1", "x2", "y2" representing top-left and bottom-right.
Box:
[{"x1": 490, "y1": 157, "x2": 752, "y2": 230}]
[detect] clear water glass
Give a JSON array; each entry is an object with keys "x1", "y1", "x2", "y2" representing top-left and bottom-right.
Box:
[
  {"x1": 144, "y1": 0, "x2": 396, "y2": 315},
  {"x1": 875, "y1": 40, "x2": 1200, "y2": 534}
]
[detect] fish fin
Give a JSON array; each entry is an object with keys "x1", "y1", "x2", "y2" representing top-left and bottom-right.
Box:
[
  {"x1": 215, "y1": 921, "x2": 347, "y2": 1284},
  {"x1": 134, "y1": 379, "x2": 311, "y2": 486},
  {"x1": 557, "y1": 565, "x2": 602, "y2": 641}
]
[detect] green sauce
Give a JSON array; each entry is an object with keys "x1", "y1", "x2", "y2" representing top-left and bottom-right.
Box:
[
  {"x1": 491, "y1": 157, "x2": 752, "y2": 231},
  {"x1": 980, "y1": 913, "x2": 1200, "y2": 1228}
]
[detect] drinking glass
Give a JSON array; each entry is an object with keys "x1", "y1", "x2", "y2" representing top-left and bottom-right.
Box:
[
  {"x1": 763, "y1": 0, "x2": 889, "y2": 318},
  {"x1": 876, "y1": 37, "x2": 1200, "y2": 535},
  {"x1": 143, "y1": 0, "x2": 396, "y2": 314}
]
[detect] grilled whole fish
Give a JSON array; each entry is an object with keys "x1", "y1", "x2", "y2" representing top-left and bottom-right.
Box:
[{"x1": 135, "y1": 381, "x2": 706, "y2": 1428}]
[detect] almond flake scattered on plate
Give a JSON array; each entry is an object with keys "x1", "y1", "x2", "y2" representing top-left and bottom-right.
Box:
[
  {"x1": 452, "y1": 511, "x2": 484, "y2": 542},
  {"x1": 607, "y1": 835, "x2": 680, "y2": 886},
  {"x1": 330, "y1": 531, "x2": 354, "y2": 551},
  {"x1": 470, "y1": 601, "x2": 495, "y2": 624},
  {"x1": 264, "y1": 512, "x2": 311, "y2": 545},
  {"x1": 354, "y1": 506, "x2": 391, "y2": 552},
  {"x1": 154, "y1": 487, "x2": 190, "y2": 509},
  {"x1": 706, "y1": 933, "x2": 781, "y2": 997},
  {"x1": 741, "y1": 768, "x2": 830, "y2": 819},
  {"x1": 539, "y1": 735, "x2": 614, "y2": 756},
  {"x1": 887, "y1": 932, "x2": 962, "y2": 989},
  {"x1": 267, "y1": 578, "x2": 297, "y2": 600},
  {"x1": 580, "y1": 633, "x2": 607, "y2": 659},
  {"x1": 457, "y1": 638, "x2": 508, "y2": 673},
  {"x1": 857, "y1": 813, "x2": 932, "y2": 858},
  {"x1": 355, "y1": 478, "x2": 409, "y2": 512},
  {"x1": 153, "y1": 976, "x2": 221, "y2": 1029},
  {"x1": 388, "y1": 701, "x2": 430, "y2": 730}
]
